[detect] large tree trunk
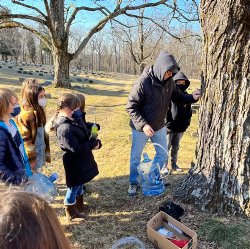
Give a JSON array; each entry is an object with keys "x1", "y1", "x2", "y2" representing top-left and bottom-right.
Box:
[
  {"x1": 53, "y1": 47, "x2": 71, "y2": 88},
  {"x1": 175, "y1": 0, "x2": 250, "y2": 216}
]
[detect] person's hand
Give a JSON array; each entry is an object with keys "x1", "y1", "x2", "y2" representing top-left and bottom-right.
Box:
[
  {"x1": 93, "y1": 144, "x2": 99, "y2": 150},
  {"x1": 192, "y1": 89, "x2": 201, "y2": 100},
  {"x1": 143, "y1": 124, "x2": 154, "y2": 137},
  {"x1": 30, "y1": 161, "x2": 36, "y2": 171}
]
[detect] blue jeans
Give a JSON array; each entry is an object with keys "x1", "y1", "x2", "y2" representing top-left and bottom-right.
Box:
[
  {"x1": 129, "y1": 127, "x2": 168, "y2": 184},
  {"x1": 64, "y1": 185, "x2": 84, "y2": 205}
]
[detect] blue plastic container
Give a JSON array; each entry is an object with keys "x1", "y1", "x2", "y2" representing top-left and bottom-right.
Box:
[{"x1": 137, "y1": 153, "x2": 165, "y2": 196}]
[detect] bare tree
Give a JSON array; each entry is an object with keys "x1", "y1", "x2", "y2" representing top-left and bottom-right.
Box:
[
  {"x1": 26, "y1": 33, "x2": 36, "y2": 63},
  {"x1": 0, "y1": 0, "x2": 180, "y2": 88},
  {"x1": 175, "y1": 0, "x2": 250, "y2": 216}
]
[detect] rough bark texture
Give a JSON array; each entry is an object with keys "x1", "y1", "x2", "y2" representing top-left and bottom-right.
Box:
[
  {"x1": 175, "y1": 0, "x2": 250, "y2": 216},
  {"x1": 53, "y1": 48, "x2": 71, "y2": 88},
  {"x1": 50, "y1": 0, "x2": 71, "y2": 88}
]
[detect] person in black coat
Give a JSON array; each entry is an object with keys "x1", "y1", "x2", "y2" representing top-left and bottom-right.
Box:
[
  {"x1": 50, "y1": 93, "x2": 102, "y2": 221},
  {"x1": 126, "y1": 50, "x2": 201, "y2": 196},
  {"x1": 166, "y1": 71, "x2": 192, "y2": 172}
]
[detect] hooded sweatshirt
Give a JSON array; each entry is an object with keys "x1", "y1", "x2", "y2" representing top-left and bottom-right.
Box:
[
  {"x1": 126, "y1": 50, "x2": 195, "y2": 132},
  {"x1": 166, "y1": 72, "x2": 192, "y2": 133}
]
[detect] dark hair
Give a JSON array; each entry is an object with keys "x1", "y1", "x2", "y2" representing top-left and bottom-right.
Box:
[
  {"x1": 48, "y1": 93, "x2": 79, "y2": 132},
  {"x1": 0, "y1": 191, "x2": 73, "y2": 249},
  {"x1": 75, "y1": 93, "x2": 85, "y2": 112},
  {"x1": 21, "y1": 79, "x2": 46, "y2": 126}
]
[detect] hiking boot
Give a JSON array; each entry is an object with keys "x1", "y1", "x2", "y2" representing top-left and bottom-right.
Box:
[
  {"x1": 65, "y1": 204, "x2": 87, "y2": 221},
  {"x1": 76, "y1": 194, "x2": 91, "y2": 212},
  {"x1": 128, "y1": 184, "x2": 137, "y2": 196},
  {"x1": 172, "y1": 164, "x2": 183, "y2": 172}
]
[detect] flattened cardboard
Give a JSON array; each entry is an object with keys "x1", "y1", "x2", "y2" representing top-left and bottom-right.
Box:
[{"x1": 147, "y1": 211, "x2": 197, "y2": 249}]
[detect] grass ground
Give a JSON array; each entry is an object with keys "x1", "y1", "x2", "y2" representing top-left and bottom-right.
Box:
[{"x1": 0, "y1": 62, "x2": 249, "y2": 249}]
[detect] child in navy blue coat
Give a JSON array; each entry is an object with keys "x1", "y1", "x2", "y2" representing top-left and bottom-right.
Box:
[{"x1": 0, "y1": 88, "x2": 32, "y2": 185}]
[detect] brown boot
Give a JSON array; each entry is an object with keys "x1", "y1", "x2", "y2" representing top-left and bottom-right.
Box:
[
  {"x1": 76, "y1": 194, "x2": 84, "y2": 213},
  {"x1": 65, "y1": 204, "x2": 86, "y2": 221},
  {"x1": 76, "y1": 194, "x2": 92, "y2": 212}
]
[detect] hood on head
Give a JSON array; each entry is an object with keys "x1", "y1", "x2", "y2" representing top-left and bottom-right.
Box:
[
  {"x1": 173, "y1": 71, "x2": 190, "y2": 90},
  {"x1": 152, "y1": 50, "x2": 180, "y2": 82}
]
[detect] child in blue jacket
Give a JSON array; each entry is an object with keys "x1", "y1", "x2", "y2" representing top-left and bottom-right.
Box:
[{"x1": 0, "y1": 88, "x2": 32, "y2": 185}]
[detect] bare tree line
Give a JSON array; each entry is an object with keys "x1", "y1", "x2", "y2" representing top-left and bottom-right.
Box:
[
  {"x1": 1, "y1": 21, "x2": 202, "y2": 79},
  {"x1": 0, "y1": 0, "x2": 200, "y2": 87}
]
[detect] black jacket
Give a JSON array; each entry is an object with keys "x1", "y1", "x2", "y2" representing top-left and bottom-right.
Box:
[
  {"x1": 54, "y1": 116, "x2": 99, "y2": 187},
  {"x1": 126, "y1": 50, "x2": 196, "y2": 132},
  {"x1": 166, "y1": 72, "x2": 192, "y2": 133}
]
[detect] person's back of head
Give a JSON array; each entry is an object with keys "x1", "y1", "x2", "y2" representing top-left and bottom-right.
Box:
[{"x1": 0, "y1": 191, "x2": 72, "y2": 249}]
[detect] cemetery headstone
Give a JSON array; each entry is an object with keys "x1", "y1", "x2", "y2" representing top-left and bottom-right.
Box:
[{"x1": 19, "y1": 78, "x2": 25, "y2": 83}]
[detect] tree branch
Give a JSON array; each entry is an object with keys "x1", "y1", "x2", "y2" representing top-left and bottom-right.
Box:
[
  {"x1": 43, "y1": 0, "x2": 58, "y2": 46},
  {"x1": 0, "y1": 21, "x2": 52, "y2": 48},
  {"x1": 125, "y1": 13, "x2": 182, "y2": 41},
  {"x1": 163, "y1": 3, "x2": 199, "y2": 22},
  {"x1": 0, "y1": 14, "x2": 47, "y2": 25},
  {"x1": 72, "y1": 0, "x2": 168, "y2": 59},
  {"x1": 66, "y1": 6, "x2": 107, "y2": 33},
  {"x1": 12, "y1": 0, "x2": 47, "y2": 19}
]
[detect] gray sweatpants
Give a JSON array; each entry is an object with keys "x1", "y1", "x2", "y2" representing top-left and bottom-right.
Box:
[{"x1": 167, "y1": 132, "x2": 184, "y2": 166}]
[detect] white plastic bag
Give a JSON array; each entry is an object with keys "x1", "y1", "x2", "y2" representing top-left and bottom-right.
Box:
[{"x1": 111, "y1": 236, "x2": 146, "y2": 249}]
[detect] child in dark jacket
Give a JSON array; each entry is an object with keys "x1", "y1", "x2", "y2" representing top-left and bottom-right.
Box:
[
  {"x1": 0, "y1": 89, "x2": 32, "y2": 185},
  {"x1": 72, "y1": 93, "x2": 101, "y2": 194},
  {"x1": 50, "y1": 93, "x2": 101, "y2": 222},
  {"x1": 166, "y1": 72, "x2": 192, "y2": 172}
]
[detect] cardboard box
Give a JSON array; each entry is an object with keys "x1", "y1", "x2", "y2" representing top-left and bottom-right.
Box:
[{"x1": 147, "y1": 211, "x2": 197, "y2": 249}]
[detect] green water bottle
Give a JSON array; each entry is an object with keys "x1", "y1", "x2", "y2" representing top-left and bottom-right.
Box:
[{"x1": 90, "y1": 123, "x2": 98, "y2": 138}]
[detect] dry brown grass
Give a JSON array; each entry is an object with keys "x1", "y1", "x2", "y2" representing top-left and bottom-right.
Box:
[{"x1": 1, "y1": 63, "x2": 247, "y2": 249}]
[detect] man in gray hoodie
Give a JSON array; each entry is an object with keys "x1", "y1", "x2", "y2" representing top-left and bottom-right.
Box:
[{"x1": 126, "y1": 50, "x2": 200, "y2": 195}]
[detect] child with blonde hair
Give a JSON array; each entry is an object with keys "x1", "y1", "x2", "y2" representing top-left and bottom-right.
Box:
[
  {"x1": 0, "y1": 190, "x2": 73, "y2": 249},
  {"x1": 0, "y1": 88, "x2": 32, "y2": 185}
]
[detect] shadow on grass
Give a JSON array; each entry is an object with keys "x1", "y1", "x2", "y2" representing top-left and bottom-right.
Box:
[
  {"x1": 73, "y1": 85, "x2": 129, "y2": 97},
  {"x1": 54, "y1": 174, "x2": 185, "y2": 249}
]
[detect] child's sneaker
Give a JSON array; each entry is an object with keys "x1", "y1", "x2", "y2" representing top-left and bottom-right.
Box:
[
  {"x1": 172, "y1": 164, "x2": 183, "y2": 172},
  {"x1": 128, "y1": 184, "x2": 137, "y2": 196}
]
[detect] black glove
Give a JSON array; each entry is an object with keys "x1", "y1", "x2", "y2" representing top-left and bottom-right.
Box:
[
  {"x1": 89, "y1": 138, "x2": 99, "y2": 150},
  {"x1": 97, "y1": 139, "x2": 102, "y2": 149},
  {"x1": 96, "y1": 123, "x2": 100, "y2": 130}
]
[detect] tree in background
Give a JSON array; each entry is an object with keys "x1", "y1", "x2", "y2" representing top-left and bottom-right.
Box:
[
  {"x1": 0, "y1": 0, "x2": 199, "y2": 88},
  {"x1": 175, "y1": 0, "x2": 250, "y2": 216},
  {"x1": 26, "y1": 33, "x2": 36, "y2": 63}
]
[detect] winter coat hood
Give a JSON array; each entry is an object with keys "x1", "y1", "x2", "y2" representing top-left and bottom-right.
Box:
[
  {"x1": 173, "y1": 71, "x2": 190, "y2": 91},
  {"x1": 152, "y1": 50, "x2": 180, "y2": 82}
]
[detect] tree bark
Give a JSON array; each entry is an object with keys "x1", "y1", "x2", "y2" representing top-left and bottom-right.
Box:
[
  {"x1": 175, "y1": 0, "x2": 250, "y2": 216},
  {"x1": 53, "y1": 48, "x2": 71, "y2": 88}
]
